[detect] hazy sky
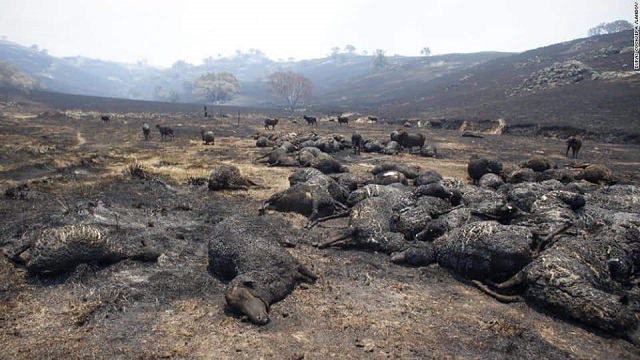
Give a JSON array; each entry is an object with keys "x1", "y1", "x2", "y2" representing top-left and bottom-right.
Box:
[{"x1": 0, "y1": 0, "x2": 633, "y2": 67}]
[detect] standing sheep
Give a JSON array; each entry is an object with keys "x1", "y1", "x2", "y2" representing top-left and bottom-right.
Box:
[
  {"x1": 351, "y1": 132, "x2": 363, "y2": 154},
  {"x1": 396, "y1": 129, "x2": 426, "y2": 151},
  {"x1": 566, "y1": 136, "x2": 582, "y2": 158},
  {"x1": 264, "y1": 118, "x2": 279, "y2": 130},
  {"x1": 100, "y1": 115, "x2": 110, "y2": 123},
  {"x1": 303, "y1": 115, "x2": 318, "y2": 126},
  {"x1": 156, "y1": 124, "x2": 174, "y2": 141},
  {"x1": 142, "y1": 123, "x2": 151, "y2": 140},
  {"x1": 338, "y1": 115, "x2": 349, "y2": 125},
  {"x1": 200, "y1": 128, "x2": 215, "y2": 145}
]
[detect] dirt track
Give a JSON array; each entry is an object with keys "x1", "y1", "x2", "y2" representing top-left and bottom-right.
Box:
[{"x1": 1, "y1": 101, "x2": 639, "y2": 359}]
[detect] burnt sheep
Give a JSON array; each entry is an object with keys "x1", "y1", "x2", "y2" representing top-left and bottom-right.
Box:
[{"x1": 208, "y1": 214, "x2": 317, "y2": 325}]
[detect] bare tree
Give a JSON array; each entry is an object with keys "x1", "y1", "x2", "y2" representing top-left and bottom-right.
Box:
[{"x1": 268, "y1": 71, "x2": 314, "y2": 114}]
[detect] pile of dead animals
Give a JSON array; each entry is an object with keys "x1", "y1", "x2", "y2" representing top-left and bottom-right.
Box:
[
  {"x1": 253, "y1": 129, "x2": 438, "y2": 159},
  {"x1": 259, "y1": 155, "x2": 640, "y2": 341},
  {"x1": 3, "y1": 153, "x2": 639, "y2": 343}
]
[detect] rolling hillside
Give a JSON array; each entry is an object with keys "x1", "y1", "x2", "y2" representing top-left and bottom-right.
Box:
[{"x1": 323, "y1": 32, "x2": 638, "y2": 132}]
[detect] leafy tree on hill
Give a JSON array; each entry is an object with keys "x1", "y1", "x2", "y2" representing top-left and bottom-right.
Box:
[
  {"x1": 372, "y1": 49, "x2": 389, "y2": 70},
  {"x1": 330, "y1": 47, "x2": 341, "y2": 62},
  {"x1": 268, "y1": 71, "x2": 313, "y2": 114},
  {"x1": 344, "y1": 44, "x2": 356, "y2": 54},
  {"x1": 192, "y1": 72, "x2": 240, "y2": 103},
  {"x1": 588, "y1": 20, "x2": 633, "y2": 36},
  {"x1": 421, "y1": 47, "x2": 432, "y2": 56}
]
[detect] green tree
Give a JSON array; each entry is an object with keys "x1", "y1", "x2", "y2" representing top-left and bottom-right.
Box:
[
  {"x1": 171, "y1": 60, "x2": 192, "y2": 73},
  {"x1": 420, "y1": 47, "x2": 432, "y2": 56},
  {"x1": 192, "y1": 72, "x2": 240, "y2": 103},
  {"x1": 268, "y1": 71, "x2": 313, "y2": 114},
  {"x1": 372, "y1": 49, "x2": 389, "y2": 70},
  {"x1": 330, "y1": 46, "x2": 341, "y2": 62},
  {"x1": 344, "y1": 44, "x2": 356, "y2": 54},
  {"x1": 588, "y1": 20, "x2": 633, "y2": 36}
]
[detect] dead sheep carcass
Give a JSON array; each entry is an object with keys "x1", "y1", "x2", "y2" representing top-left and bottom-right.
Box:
[
  {"x1": 288, "y1": 168, "x2": 350, "y2": 203},
  {"x1": 316, "y1": 189, "x2": 418, "y2": 253},
  {"x1": 371, "y1": 162, "x2": 421, "y2": 179},
  {"x1": 208, "y1": 164, "x2": 260, "y2": 191},
  {"x1": 260, "y1": 181, "x2": 341, "y2": 222},
  {"x1": 317, "y1": 196, "x2": 409, "y2": 254},
  {"x1": 255, "y1": 147, "x2": 299, "y2": 167},
  {"x1": 208, "y1": 214, "x2": 317, "y2": 325},
  {"x1": 467, "y1": 156, "x2": 503, "y2": 182},
  {"x1": 7, "y1": 224, "x2": 159, "y2": 275},
  {"x1": 476, "y1": 221, "x2": 640, "y2": 336}
]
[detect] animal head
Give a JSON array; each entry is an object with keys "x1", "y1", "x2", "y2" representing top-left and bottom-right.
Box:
[{"x1": 225, "y1": 280, "x2": 269, "y2": 325}]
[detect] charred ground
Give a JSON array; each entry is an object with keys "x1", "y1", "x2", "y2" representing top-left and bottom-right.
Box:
[{"x1": 0, "y1": 93, "x2": 639, "y2": 359}]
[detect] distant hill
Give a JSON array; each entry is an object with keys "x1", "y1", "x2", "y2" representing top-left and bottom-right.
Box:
[
  {"x1": 0, "y1": 40, "x2": 133, "y2": 97},
  {"x1": 0, "y1": 39, "x2": 512, "y2": 106},
  {"x1": 338, "y1": 31, "x2": 638, "y2": 140},
  {"x1": 1, "y1": 32, "x2": 637, "y2": 142}
]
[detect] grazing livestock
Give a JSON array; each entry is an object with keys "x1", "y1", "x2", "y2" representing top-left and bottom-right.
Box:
[
  {"x1": 264, "y1": 118, "x2": 279, "y2": 130},
  {"x1": 200, "y1": 128, "x2": 215, "y2": 145},
  {"x1": 351, "y1": 132, "x2": 363, "y2": 154},
  {"x1": 156, "y1": 124, "x2": 174, "y2": 141},
  {"x1": 100, "y1": 115, "x2": 110, "y2": 123},
  {"x1": 566, "y1": 136, "x2": 582, "y2": 158},
  {"x1": 303, "y1": 115, "x2": 318, "y2": 126},
  {"x1": 338, "y1": 115, "x2": 349, "y2": 125},
  {"x1": 142, "y1": 123, "x2": 151, "y2": 140},
  {"x1": 396, "y1": 129, "x2": 426, "y2": 151}
]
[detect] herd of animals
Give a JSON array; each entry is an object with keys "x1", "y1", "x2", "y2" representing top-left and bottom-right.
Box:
[
  {"x1": 134, "y1": 112, "x2": 583, "y2": 161},
  {"x1": 6, "y1": 110, "x2": 638, "y2": 346}
]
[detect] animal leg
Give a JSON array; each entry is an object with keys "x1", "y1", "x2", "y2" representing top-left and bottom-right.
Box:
[
  {"x1": 486, "y1": 271, "x2": 527, "y2": 290},
  {"x1": 533, "y1": 222, "x2": 571, "y2": 254},
  {"x1": 316, "y1": 228, "x2": 356, "y2": 249},
  {"x1": 3, "y1": 241, "x2": 32, "y2": 265},
  {"x1": 471, "y1": 280, "x2": 523, "y2": 303},
  {"x1": 306, "y1": 210, "x2": 351, "y2": 229},
  {"x1": 297, "y1": 264, "x2": 318, "y2": 283}
]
